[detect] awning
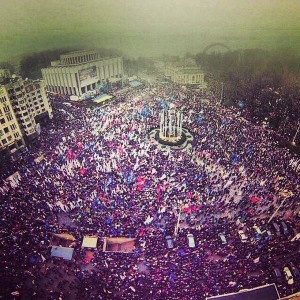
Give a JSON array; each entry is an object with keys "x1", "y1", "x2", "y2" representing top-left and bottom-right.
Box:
[
  {"x1": 129, "y1": 80, "x2": 143, "y2": 88},
  {"x1": 93, "y1": 94, "x2": 113, "y2": 104}
]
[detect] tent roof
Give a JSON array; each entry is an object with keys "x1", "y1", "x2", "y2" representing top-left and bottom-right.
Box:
[
  {"x1": 129, "y1": 80, "x2": 143, "y2": 87},
  {"x1": 93, "y1": 94, "x2": 113, "y2": 104},
  {"x1": 51, "y1": 246, "x2": 74, "y2": 260},
  {"x1": 82, "y1": 236, "x2": 98, "y2": 248}
]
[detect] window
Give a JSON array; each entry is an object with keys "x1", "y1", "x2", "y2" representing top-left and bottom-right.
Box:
[
  {"x1": 14, "y1": 132, "x2": 19, "y2": 138},
  {"x1": 4, "y1": 127, "x2": 9, "y2": 133},
  {"x1": 1, "y1": 117, "x2": 6, "y2": 124},
  {"x1": 3, "y1": 105, "x2": 10, "y2": 113},
  {"x1": 7, "y1": 135, "x2": 12, "y2": 142},
  {"x1": 2, "y1": 138, "x2": 7, "y2": 144},
  {"x1": 10, "y1": 124, "x2": 16, "y2": 130},
  {"x1": 7, "y1": 113, "x2": 13, "y2": 121}
]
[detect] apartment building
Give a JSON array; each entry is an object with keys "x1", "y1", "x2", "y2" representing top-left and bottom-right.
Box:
[{"x1": 0, "y1": 70, "x2": 53, "y2": 159}]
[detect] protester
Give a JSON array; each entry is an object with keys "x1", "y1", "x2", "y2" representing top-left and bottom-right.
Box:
[{"x1": 0, "y1": 82, "x2": 299, "y2": 300}]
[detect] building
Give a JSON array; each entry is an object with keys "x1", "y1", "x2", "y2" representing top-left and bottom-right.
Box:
[
  {"x1": 0, "y1": 85, "x2": 24, "y2": 158},
  {"x1": 41, "y1": 50, "x2": 124, "y2": 96},
  {"x1": 165, "y1": 65, "x2": 207, "y2": 89},
  {"x1": 0, "y1": 70, "x2": 53, "y2": 159}
]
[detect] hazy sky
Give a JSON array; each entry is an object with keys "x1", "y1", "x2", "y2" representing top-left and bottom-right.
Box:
[{"x1": 0, "y1": 0, "x2": 300, "y2": 61}]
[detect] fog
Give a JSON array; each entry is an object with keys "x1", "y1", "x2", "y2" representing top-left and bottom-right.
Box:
[{"x1": 0, "y1": 0, "x2": 299, "y2": 61}]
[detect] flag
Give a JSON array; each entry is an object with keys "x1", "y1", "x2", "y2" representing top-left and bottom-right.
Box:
[
  {"x1": 237, "y1": 100, "x2": 245, "y2": 108},
  {"x1": 230, "y1": 153, "x2": 239, "y2": 163},
  {"x1": 193, "y1": 114, "x2": 203, "y2": 124},
  {"x1": 250, "y1": 196, "x2": 261, "y2": 203},
  {"x1": 253, "y1": 257, "x2": 260, "y2": 263}
]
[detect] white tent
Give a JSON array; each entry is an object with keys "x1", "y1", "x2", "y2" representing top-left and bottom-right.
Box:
[{"x1": 82, "y1": 236, "x2": 98, "y2": 248}]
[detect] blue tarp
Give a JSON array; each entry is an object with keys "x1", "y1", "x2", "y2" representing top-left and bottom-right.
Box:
[{"x1": 51, "y1": 246, "x2": 74, "y2": 260}]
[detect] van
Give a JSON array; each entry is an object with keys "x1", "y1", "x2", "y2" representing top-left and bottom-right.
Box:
[
  {"x1": 272, "y1": 222, "x2": 281, "y2": 236},
  {"x1": 218, "y1": 233, "x2": 227, "y2": 244},
  {"x1": 288, "y1": 262, "x2": 300, "y2": 279},
  {"x1": 187, "y1": 233, "x2": 195, "y2": 248},
  {"x1": 281, "y1": 221, "x2": 289, "y2": 235},
  {"x1": 253, "y1": 225, "x2": 262, "y2": 235},
  {"x1": 272, "y1": 267, "x2": 283, "y2": 282},
  {"x1": 238, "y1": 230, "x2": 247, "y2": 242},
  {"x1": 283, "y1": 267, "x2": 294, "y2": 285},
  {"x1": 166, "y1": 236, "x2": 174, "y2": 249}
]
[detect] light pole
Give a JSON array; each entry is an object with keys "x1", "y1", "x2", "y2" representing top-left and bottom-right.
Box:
[
  {"x1": 268, "y1": 196, "x2": 291, "y2": 224},
  {"x1": 292, "y1": 121, "x2": 300, "y2": 145},
  {"x1": 220, "y1": 82, "x2": 224, "y2": 105},
  {"x1": 174, "y1": 208, "x2": 182, "y2": 238}
]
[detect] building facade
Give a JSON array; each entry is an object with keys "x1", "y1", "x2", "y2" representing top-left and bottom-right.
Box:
[
  {"x1": 0, "y1": 70, "x2": 53, "y2": 158},
  {"x1": 42, "y1": 50, "x2": 124, "y2": 96},
  {"x1": 0, "y1": 86, "x2": 24, "y2": 157},
  {"x1": 165, "y1": 65, "x2": 207, "y2": 89}
]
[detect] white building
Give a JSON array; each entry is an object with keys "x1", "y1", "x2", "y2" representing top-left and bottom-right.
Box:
[
  {"x1": 165, "y1": 65, "x2": 207, "y2": 89},
  {"x1": 42, "y1": 50, "x2": 124, "y2": 96}
]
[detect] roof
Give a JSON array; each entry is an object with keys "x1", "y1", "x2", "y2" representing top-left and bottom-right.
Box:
[
  {"x1": 206, "y1": 284, "x2": 279, "y2": 300},
  {"x1": 82, "y1": 236, "x2": 98, "y2": 248},
  {"x1": 51, "y1": 246, "x2": 74, "y2": 260},
  {"x1": 93, "y1": 94, "x2": 113, "y2": 104},
  {"x1": 129, "y1": 80, "x2": 143, "y2": 87}
]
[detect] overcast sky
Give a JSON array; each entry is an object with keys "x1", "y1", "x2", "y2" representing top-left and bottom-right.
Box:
[{"x1": 0, "y1": 0, "x2": 299, "y2": 61}]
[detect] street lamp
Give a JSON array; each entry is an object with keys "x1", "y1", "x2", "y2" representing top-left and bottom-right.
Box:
[
  {"x1": 291, "y1": 121, "x2": 300, "y2": 145},
  {"x1": 267, "y1": 196, "x2": 291, "y2": 224},
  {"x1": 220, "y1": 82, "x2": 224, "y2": 105}
]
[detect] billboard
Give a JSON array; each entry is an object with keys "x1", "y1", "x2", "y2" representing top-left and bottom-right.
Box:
[{"x1": 78, "y1": 66, "x2": 97, "y2": 86}]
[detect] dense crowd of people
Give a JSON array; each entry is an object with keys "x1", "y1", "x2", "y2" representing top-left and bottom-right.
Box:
[{"x1": 0, "y1": 82, "x2": 299, "y2": 300}]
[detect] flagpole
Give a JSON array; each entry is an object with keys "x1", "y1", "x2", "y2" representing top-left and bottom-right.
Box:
[{"x1": 174, "y1": 207, "x2": 181, "y2": 238}]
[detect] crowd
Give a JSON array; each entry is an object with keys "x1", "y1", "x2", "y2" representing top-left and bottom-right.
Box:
[{"x1": 0, "y1": 82, "x2": 299, "y2": 300}]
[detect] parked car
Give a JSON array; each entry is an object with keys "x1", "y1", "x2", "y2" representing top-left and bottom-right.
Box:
[
  {"x1": 272, "y1": 222, "x2": 281, "y2": 236},
  {"x1": 283, "y1": 267, "x2": 294, "y2": 285},
  {"x1": 166, "y1": 236, "x2": 174, "y2": 249},
  {"x1": 253, "y1": 225, "x2": 262, "y2": 235},
  {"x1": 272, "y1": 267, "x2": 284, "y2": 282},
  {"x1": 238, "y1": 230, "x2": 247, "y2": 242},
  {"x1": 288, "y1": 262, "x2": 300, "y2": 279},
  {"x1": 266, "y1": 230, "x2": 273, "y2": 239},
  {"x1": 218, "y1": 233, "x2": 227, "y2": 244},
  {"x1": 187, "y1": 233, "x2": 195, "y2": 248},
  {"x1": 281, "y1": 221, "x2": 289, "y2": 235}
]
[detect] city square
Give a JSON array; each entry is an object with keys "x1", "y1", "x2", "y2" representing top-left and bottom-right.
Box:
[{"x1": 0, "y1": 1, "x2": 300, "y2": 300}]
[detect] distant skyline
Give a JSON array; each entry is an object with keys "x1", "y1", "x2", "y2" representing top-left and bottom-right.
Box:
[{"x1": 1, "y1": 0, "x2": 300, "y2": 61}]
